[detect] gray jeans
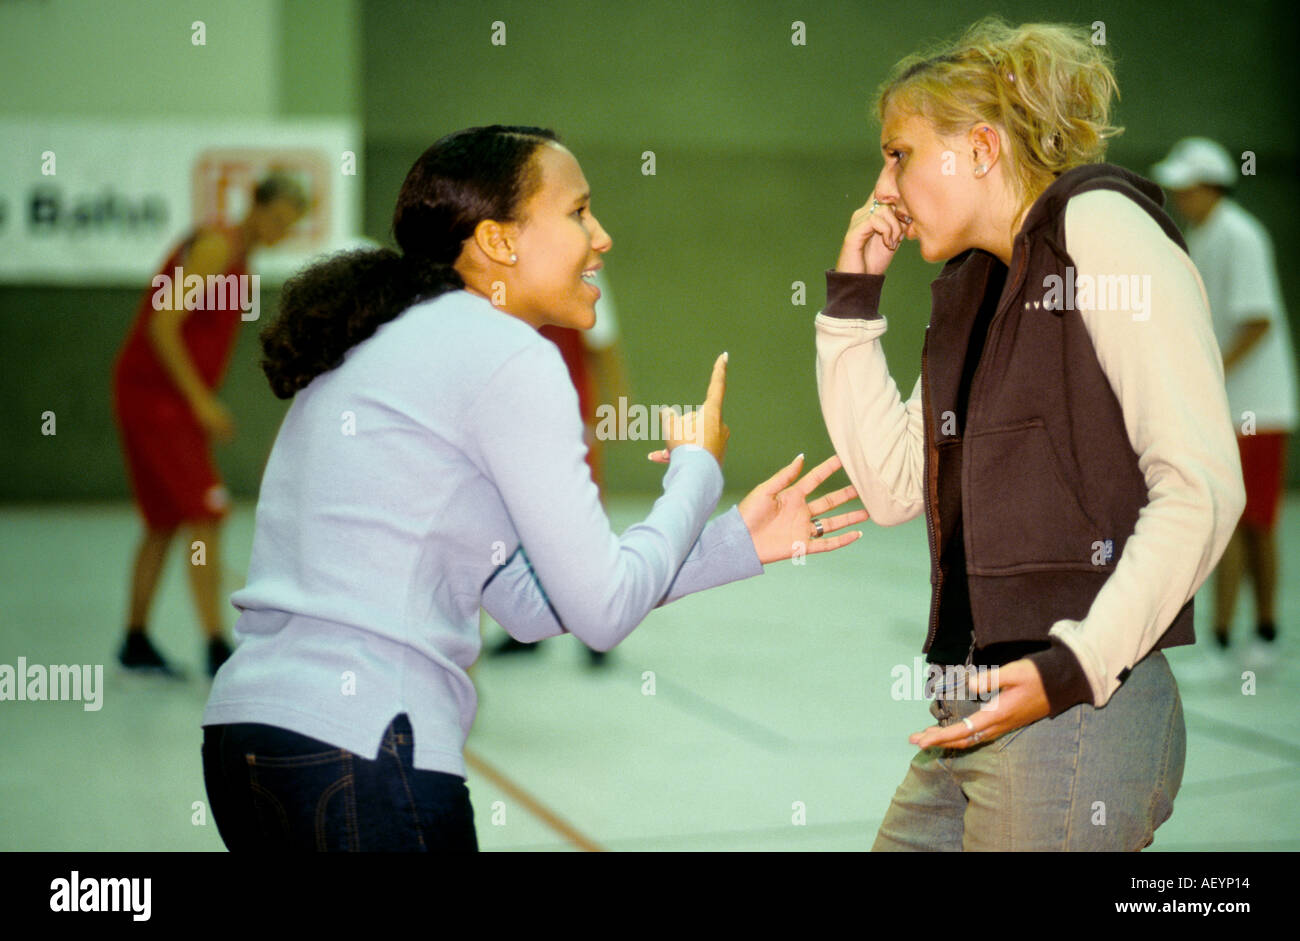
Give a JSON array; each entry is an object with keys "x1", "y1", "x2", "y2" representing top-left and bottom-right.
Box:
[{"x1": 872, "y1": 651, "x2": 1185, "y2": 851}]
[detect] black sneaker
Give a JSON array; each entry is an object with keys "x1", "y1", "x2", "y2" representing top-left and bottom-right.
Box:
[
  {"x1": 488, "y1": 636, "x2": 539, "y2": 656},
  {"x1": 118, "y1": 631, "x2": 185, "y2": 679},
  {"x1": 208, "y1": 636, "x2": 233, "y2": 677}
]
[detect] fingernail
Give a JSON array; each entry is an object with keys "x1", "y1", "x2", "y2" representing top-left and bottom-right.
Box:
[
  {"x1": 796, "y1": 452, "x2": 804, "y2": 462},
  {"x1": 722, "y1": 351, "x2": 729, "y2": 362}
]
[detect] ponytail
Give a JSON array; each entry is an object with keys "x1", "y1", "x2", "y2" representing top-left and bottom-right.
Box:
[{"x1": 259, "y1": 248, "x2": 462, "y2": 399}]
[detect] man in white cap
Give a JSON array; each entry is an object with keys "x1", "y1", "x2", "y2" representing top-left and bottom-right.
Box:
[{"x1": 1153, "y1": 137, "x2": 1296, "y2": 669}]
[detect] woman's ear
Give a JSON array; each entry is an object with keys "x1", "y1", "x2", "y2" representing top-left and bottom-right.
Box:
[
  {"x1": 471, "y1": 219, "x2": 517, "y2": 266},
  {"x1": 970, "y1": 124, "x2": 1001, "y2": 172}
]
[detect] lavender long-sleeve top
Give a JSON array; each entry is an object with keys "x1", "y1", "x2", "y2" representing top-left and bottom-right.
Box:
[{"x1": 203, "y1": 290, "x2": 763, "y2": 774}]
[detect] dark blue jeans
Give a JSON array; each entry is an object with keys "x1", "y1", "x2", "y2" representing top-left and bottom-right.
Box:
[{"x1": 202, "y1": 713, "x2": 477, "y2": 851}]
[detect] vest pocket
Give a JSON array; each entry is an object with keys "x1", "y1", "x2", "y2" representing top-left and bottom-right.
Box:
[{"x1": 964, "y1": 418, "x2": 1104, "y2": 573}]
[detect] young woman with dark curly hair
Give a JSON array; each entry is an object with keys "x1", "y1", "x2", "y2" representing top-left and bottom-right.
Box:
[
  {"x1": 815, "y1": 19, "x2": 1245, "y2": 849},
  {"x1": 201, "y1": 125, "x2": 866, "y2": 851}
]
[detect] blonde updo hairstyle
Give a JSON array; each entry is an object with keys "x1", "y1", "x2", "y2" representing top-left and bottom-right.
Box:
[{"x1": 877, "y1": 17, "x2": 1123, "y2": 220}]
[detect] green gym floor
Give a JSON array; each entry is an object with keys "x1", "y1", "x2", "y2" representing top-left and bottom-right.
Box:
[{"x1": 2, "y1": 496, "x2": 1297, "y2": 851}]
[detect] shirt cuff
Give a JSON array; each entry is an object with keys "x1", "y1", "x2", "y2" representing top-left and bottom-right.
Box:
[
  {"x1": 822, "y1": 270, "x2": 886, "y2": 321},
  {"x1": 659, "y1": 505, "x2": 764, "y2": 604},
  {"x1": 1026, "y1": 639, "x2": 1094, "y2": 716}
]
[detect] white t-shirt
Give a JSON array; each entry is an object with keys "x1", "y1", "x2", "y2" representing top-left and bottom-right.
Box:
[{"x1": 1186, "y1": 198, "x2": 1298, "y2": 432}]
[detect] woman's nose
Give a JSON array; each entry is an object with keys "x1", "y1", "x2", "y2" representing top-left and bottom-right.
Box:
[
  {"x1": 872, "y1": 166, "x2": 898, "y2": 204},
  {"x1": 591, "y1": 216, "x2": 612, "y2": 252}
]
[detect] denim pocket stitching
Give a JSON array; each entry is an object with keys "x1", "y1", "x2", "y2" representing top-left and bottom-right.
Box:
[
  {"x1": 312, "y1": 770, "x2": 355, "y2": 852},
  {"x1": 245, "y1": 748, "x2": 348, "y2": 769},
  {"x1": 991, "y1": 723, "x2": 1030, "y2": 753},
  {"x1": 248, "y1": 780, "x2": 292, "y2": 842},
  {"x1": 390, "y1": 746, "x2": 427, "y2": 851}
]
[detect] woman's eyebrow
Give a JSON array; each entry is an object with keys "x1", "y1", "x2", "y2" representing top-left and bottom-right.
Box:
[{"x1": 572, "y1": 191, "x2": 590, "y2": 207}]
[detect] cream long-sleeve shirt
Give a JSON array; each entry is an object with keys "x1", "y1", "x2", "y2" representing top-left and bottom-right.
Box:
[{"x1": 815, "y1": 189, "x2": 1246, "y2": 707}]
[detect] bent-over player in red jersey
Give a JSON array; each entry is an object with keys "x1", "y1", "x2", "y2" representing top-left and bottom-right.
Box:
[{"x1": 112, "y1": 174, "x2": 307, "y2": 678}]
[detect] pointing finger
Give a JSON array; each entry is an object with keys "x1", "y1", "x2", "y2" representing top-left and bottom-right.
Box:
[{"x1": 702, "y1": 351, "x2": 728, "y2": 416}]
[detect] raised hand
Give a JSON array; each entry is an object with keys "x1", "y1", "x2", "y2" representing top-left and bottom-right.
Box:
[
  {"x1": 737, "y1": 454, "x2": 868, "y2": 564},
  {"x1": 655, "y1": 352, "x2": 729, "y2": 466},
  {"x1": 836, "y1": 196, "x2": 911, "y2": 276}
]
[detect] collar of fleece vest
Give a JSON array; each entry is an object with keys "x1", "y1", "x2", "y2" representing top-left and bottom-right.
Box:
[
  {"x1": 1018, "y1": 161, "x2": 1188, "y2": 257},
  {"x1": 929, "y1": 162, "x2": 1186, "y2": 286}
]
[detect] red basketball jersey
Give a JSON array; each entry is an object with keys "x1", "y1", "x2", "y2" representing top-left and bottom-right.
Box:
[
  {"x1": 113, "y1": 226, "x2": 250, "y2": 405},
  {"x1": 538, "y1": 324, "x2": 594, "y2": 422}
]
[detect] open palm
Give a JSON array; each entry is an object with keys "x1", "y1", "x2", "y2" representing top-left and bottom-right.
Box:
[{"x1": 737, "y1": 454, "x2": 868, "y2": 564}]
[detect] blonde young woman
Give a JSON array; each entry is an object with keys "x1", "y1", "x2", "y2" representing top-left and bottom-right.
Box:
[{"x1": 816, "y1": 19, "x2": 1245, "y2": 850}]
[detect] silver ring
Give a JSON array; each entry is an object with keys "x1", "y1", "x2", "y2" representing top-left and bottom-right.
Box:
[
  {"x1": 811, "y1": 518, "x2": 825, "y2": 538},
  {"x1": 868, "y1": 199, "x2": 881, "y2": 215},
  {"x1": 971, "y1": 730, "x2": 983, "y2": 743},
  {"x1": 961, "y1": 716, "x2": 975, "y2": 731}
]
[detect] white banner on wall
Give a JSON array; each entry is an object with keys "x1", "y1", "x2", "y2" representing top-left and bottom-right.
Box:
[{"x1": 0, "y1": 117, "x2": 363, "y2": 286}]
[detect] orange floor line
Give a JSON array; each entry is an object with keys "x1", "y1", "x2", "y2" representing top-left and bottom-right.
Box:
[{"x1": 464, "y1": 747, "x2": 605, "y2": 852}]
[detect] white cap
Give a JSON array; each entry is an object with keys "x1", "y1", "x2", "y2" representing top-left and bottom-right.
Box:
[{"x1": 1151, "y1": 137, "x2": 1237, "y2": 190}]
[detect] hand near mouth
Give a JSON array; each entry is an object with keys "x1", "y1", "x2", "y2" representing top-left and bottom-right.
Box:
[{"x1": 836, "y1": 197, "x2": 911, "y2": 276}]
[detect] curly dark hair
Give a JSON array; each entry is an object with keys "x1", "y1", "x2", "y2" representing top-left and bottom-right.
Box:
[{"x1": 259, "y1": 125, "x2": 560, "y2": 399}]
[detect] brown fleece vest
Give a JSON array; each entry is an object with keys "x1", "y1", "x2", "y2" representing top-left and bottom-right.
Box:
[{"x1": 922, "y1": 163, "x2": 1196, "y2": 665}]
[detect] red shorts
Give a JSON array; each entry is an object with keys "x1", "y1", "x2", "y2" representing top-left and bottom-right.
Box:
[
  {"x1": 114, "y1": 392, "x2": 230, "y2": 530},
  {"x1": 1237, "y1": 432, "x2": 1288, "y2": 530}
]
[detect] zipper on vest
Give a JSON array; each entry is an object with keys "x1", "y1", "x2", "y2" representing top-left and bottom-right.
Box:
[
  {"x1": 946, "y1": 249, "x2": 1024, "y2": 662},
  {"x1": 921, "y1": 328, "x2": 942, "y2": 653}
]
